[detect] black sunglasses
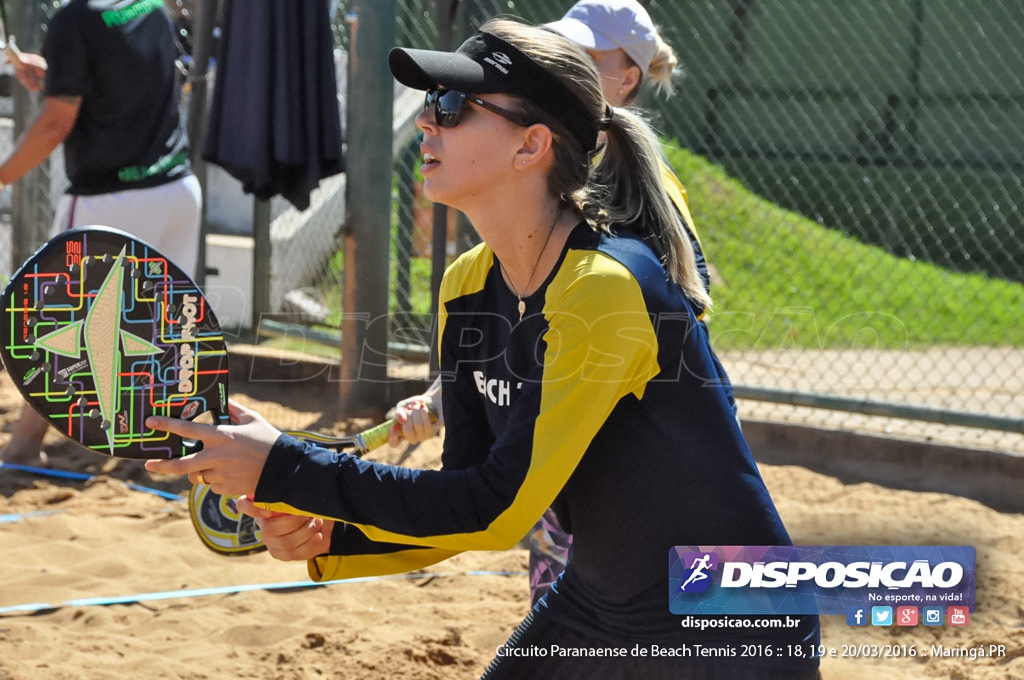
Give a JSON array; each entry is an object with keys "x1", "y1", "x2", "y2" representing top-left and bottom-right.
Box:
[{"x1": 425, "y1": 88, "x2": 533, "y2": 128}]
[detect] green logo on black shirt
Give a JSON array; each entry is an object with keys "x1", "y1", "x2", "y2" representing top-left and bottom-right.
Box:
[
  {"x1": 118, "y1": 151, "x2": 188, "y2": 183},
  {"x1": 100, "y1": 0, "x2": 163, "y2": 27}
]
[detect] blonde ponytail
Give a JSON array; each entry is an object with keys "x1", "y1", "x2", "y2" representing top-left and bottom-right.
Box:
[
  {"x1": 584, "y1": 106, "x2": 710, "y2": 310},
  {"x1": 645, "y1": 35, "x2": 679, "y2": 98}
]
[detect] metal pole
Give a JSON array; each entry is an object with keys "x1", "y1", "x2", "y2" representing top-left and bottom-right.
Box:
[
  {"x1": 427, "y1": 0, "x2": 457, "y2": 376},
  {"x1": 395, "y1": 138, "x2": 418, "y2": 317},
  {"x1": 427, "y1": 202, "x2": 447, "y2": 377},
  {"x1": 340, "y1": 0, "x2": 394, "y2": 416},
  {"x1": 8, "y1": 0, "x2": 46, "y2": 268},
  {"x1": 251, "y1": 198, "x2": 271, "y2": 330},
  {"x1": 186, "y1": 0, "x2": 220, "y2": 286},
  {"x1": 733, "y1": 385, "x2": 1024, "y2": 434},
  {"x1": 454, "y1": 1, "x2": 484, "y2": 257}
]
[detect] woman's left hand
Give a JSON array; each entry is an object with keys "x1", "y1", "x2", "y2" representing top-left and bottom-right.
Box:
[
  {"x1": 236, "y1": 496, "x2": 334, "y2": 562},
  {"x1": 144, "y1": 401, "x2": 281, "y2": 498}
]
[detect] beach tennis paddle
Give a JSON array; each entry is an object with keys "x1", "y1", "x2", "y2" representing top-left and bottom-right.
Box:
[
  {"x1": 190, "y1": 415, "x2": 426, "y2": 556},
  {"x1": 0, "y1": 226, "x2": 231, "y2": 459},
  {"x1": 187, "y1": 483, "x2": 265, "y2": 555},
  {"x1": 1, "y1": 227, "x2": 435, "y2": 555}
]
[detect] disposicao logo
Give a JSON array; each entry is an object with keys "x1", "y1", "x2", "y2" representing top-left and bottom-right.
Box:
[{"x1": 668, "y1": 546, "x2": 976, "y2": 616}]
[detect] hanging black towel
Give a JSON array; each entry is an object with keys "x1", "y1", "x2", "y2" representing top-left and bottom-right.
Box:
[{"x1": 204, "y1": 0, "x2": 344, "y2": 211}]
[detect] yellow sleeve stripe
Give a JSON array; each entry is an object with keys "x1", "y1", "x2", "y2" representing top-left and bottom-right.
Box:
[
  {"x1": 437, "y1": 242, "x2": 493, "y2": 365},
  {"x1": 659, "y1": 159, "x2": 701, "y2": 248},
  {"x1": 309, "y1": 547, "x2": 462, "y2": 582}
]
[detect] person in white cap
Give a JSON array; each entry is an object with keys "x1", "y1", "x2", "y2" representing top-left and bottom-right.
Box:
[
  {"x1": 544, "y1": 0, "x2": 698, "y2": 234},
  {"x1": 545, "y1": 0, "x2": 680, "y2": 107}
]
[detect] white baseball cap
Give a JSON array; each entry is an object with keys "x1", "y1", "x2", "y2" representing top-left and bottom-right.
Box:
[{"x1": 545, "y1": 0, "x2": 658, "y2": 74}]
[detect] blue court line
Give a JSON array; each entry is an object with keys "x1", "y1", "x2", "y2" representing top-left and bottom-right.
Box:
[
  {"x1": 0, "y1": 570, "x2": 528, "y2": 615},
  {"x1": 0, "y1": 509, "x2": 66, "y2": 524},
  {"x1": 0, "y1": 461, "x2": 184, "y2": 502}
]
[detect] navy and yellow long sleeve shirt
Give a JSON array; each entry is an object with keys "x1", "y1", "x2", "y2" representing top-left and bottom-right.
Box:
[{"x1": 255, "y1": 222, "x2": 818, "y2": 660}]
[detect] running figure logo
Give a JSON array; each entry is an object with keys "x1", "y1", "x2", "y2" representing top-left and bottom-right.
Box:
[{"x1": 679, "y1": 551, "x2": 719, "y2": 593}]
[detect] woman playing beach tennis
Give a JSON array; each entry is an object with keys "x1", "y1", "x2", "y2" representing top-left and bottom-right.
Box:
[
  {"x1": 147, "y1": 18, "x2": 819, "y2": 678},
  {"x1": 389, "y1": 0, "x2": 740, "y2": 609}
]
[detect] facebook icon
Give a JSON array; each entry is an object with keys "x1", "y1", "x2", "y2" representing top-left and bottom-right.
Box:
[{"x1": 846, "y1": 606, "x2": 868, "y2": 626}]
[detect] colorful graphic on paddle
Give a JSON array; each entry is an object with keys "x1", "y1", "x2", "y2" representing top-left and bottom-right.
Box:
[
  {"x1": 0, "y1": 226, "x2": 229, "y2": 459},
  {"x1": 190, "y1": 418, "x2": 406, "y2": 556}
]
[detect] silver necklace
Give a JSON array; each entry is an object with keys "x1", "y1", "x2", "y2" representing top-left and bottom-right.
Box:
[{"x1": 500, "y1": 206, "x2": 560, "y2": 322}]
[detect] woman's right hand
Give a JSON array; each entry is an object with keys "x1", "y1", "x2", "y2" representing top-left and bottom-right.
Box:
[
  {"x1": 389, "y1": 393, "x2": 443, "y2": 447},
  {"x1": 236, "y1": 496, "x2": 334, "y2": 562}
]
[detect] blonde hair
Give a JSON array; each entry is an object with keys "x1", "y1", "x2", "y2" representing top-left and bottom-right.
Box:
[
  {"x1": 621, "y1": 33, "x2": 680, "y2": 104},
  {"x1": 643, "y1": 34, "x2": 680, "y2": 98},
  {"x1": 481, "y1": 18, "x2": 710, "y2": 311}
]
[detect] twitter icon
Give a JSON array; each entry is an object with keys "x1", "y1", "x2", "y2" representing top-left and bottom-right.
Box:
[{"x1": 871, "y1": 606, "x2": 893, "y2": 626}]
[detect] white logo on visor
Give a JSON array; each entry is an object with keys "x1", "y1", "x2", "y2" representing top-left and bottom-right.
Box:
[{"x1": 484, "y1": 51, "x2": 511, "y2": 74}]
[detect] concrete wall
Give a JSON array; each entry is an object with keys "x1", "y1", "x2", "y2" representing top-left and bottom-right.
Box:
[{"x1": 743, "y1": 419, "x2": 1024, "y2": 513}]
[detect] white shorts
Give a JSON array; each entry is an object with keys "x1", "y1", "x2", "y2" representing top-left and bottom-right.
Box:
[{"x1": 52, "y1": 174, "x2": 202, "y2": 276}]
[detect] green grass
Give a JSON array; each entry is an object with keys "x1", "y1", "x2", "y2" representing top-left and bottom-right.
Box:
[
  {"x1": 300, "y1": 146, "x2": 1023, "y2": 353},
  {"x1": 395, "y1": 255, "x2": 434, "y2": 320},
  {"x1": 308, "y1": 243, "x2": 435, "y2": 348},
  {"x1": 665, "y1": 146, "x2": 1024, "y2": 350}
]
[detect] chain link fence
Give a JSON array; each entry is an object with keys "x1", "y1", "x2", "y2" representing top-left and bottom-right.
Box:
[
  {"x1": 642, "y1": 0, "x2": 1024, "y2": 453},
  {"x1": 1, "y1": 1, "x2": 1020, "y2": 453},
  {"x1": 376, "y1": 0, "x2": 1024, "y2": 454}
]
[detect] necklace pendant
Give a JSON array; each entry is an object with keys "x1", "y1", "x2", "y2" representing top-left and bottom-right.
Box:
[{"x1": 517, "y1": 299, "x2": 526, "y2": 321}]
